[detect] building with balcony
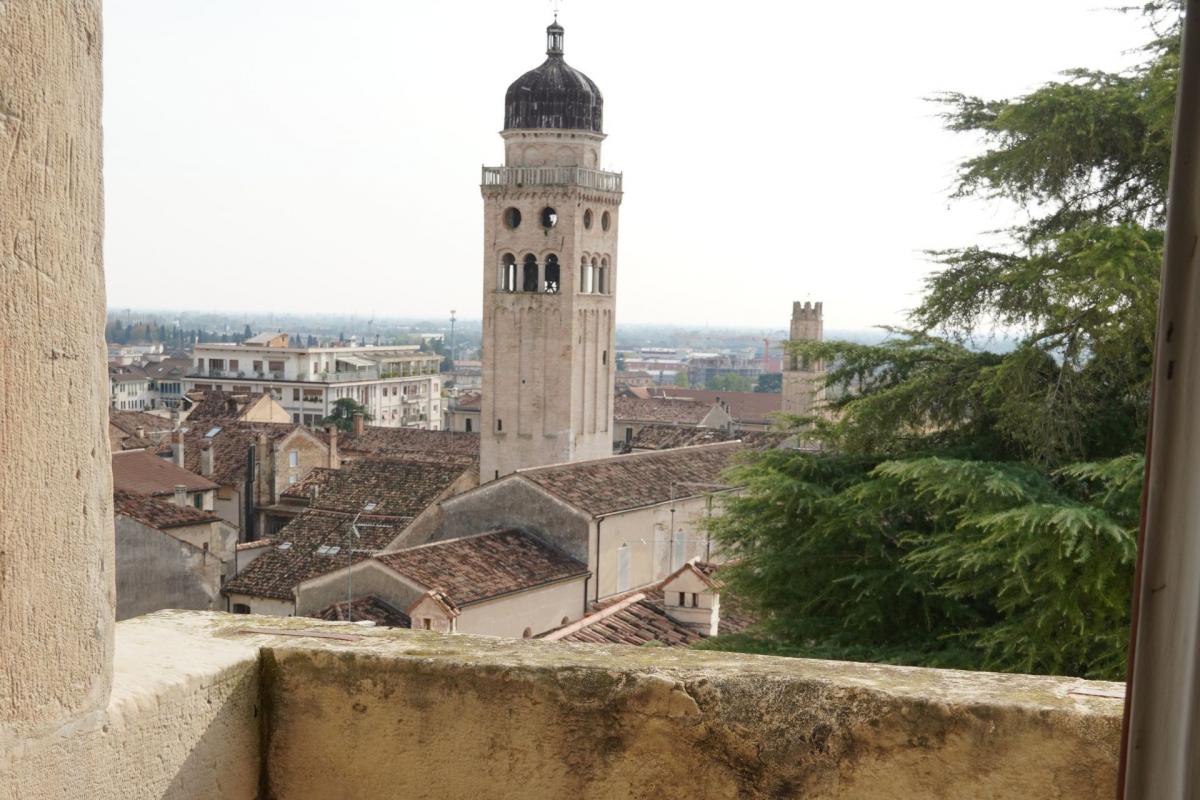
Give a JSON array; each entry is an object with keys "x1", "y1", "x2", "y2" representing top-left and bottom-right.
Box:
[{"x1": 187, "y1": 336, "x2": 442, "y2": 429}]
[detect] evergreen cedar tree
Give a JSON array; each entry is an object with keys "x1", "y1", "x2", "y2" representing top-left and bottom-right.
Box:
[
  {"x1": 322, "y1": 397, "x2": 373, "y2": 432},
  {"x1": 703, "y1": 2, "x2": 1181, "y2": 680}
]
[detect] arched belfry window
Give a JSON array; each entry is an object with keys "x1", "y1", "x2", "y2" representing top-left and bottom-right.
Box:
[
  {"x1": 522, "y1": 254, "x2": 538, "y2": 293},
  {"x1": 500, "y1": 253, "x2": 517, "y2": 292},
  {"x1": 580, "y1": 257, "x2": 591, "y2": 293},
  {"x1": 544, "y1": 254, "x2": 560, "y2": 293},
  {"x1": 599, "y1": 257, "x2": 610, "y2": 294}
]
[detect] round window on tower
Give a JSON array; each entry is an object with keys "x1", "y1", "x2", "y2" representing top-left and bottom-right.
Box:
[
  {"x1": 583, "y1": 209, "x2": 593, "y2": 229},
  {"x1": 541, "y1": 207, "x2": 558, "y2": 229},
  {"x1": 601, "y1": 210, "x2": 611, "y2": 231},
  {"x1": 503, "y1": 207, "x2": 522, "y2": 229}
]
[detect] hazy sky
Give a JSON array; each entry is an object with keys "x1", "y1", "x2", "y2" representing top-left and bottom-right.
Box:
[{"x1": 103, "y1": 1, "x2": 1152, "y2": 330}]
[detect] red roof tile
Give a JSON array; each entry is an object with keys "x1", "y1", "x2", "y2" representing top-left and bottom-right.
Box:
[
  {"x1": 517, "y1": 442, "x2": 742, "y2": 516},
  {"x1": 113, "y1": 490, "x2": 220, "y2": 530},
  {"x1": 111, "y1": 449, "x2": 218, "y2": 496},
  {"x1": 223, "y1": 509, "x2": 405, "y2": 601},
  {"x1": 375, "y1": 529, "x2": 587, "y2": 608}
]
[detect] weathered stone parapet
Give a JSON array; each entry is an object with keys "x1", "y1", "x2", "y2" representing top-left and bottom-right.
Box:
[
  {"x1": 4, "y1": 612, "x2": 1118, "y2": 799},
  {"x1": 0, "y1": 0, "x2": 112, "y2": 736}
]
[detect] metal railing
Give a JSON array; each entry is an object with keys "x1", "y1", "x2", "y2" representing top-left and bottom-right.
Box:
[{"x1": 481, "y1": 166, "x2": 622, "y2": 193}]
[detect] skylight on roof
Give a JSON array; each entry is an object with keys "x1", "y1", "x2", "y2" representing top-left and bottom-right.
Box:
[
  {"x1": 204, "y1": 426, "x2": 222, "y2": 438},
  {"x1": 277, "y1": 541, "x2": 292, "y2": 551}
]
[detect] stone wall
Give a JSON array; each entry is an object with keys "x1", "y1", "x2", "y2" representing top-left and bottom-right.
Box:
[
  {"x1": 2, "y1": 612, "x2": 1125, "y2": 799},
  {"x1": 0, "y1": 0, "x2": 112, "y2": 735}
]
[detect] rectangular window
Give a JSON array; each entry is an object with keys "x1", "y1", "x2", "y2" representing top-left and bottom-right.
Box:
[
  {"x1": 229, "y1": 359, "x2": 239, "y2": 371},
  {"x1": 678, "y1": 592, "x2": 686, "y2": 607},
  {"x1": 625, "y1": 427, "x2": 633, "y2": 444},
  {"x1": 253, "y1": 360, "x2": 262, "y2": 372},
  {"x1": 268, "y1": 360, "x2": 285, "y2": 373},
  {"x1": 288, "y1": 450, "x2": 298, "y2": 468},
  {"x1": 423, "y1": 618, "x2": 431, "y2": 631},
  {"x1": 691, "y1": 593, "x2": 699, "y2": 608},
  {"x1": 193, "y1": 494, "x2": 202, "y2": 509},
  {"x1": 292, "y1": 413, "x2": 300, "y2": 424},
  {"x1": 292, "y1": 388, "x2": 300, "y2": 401}
]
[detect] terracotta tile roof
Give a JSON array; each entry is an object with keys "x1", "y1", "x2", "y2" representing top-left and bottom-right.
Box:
[
  {"x1": 325, "y1": 426, "x2": 479, "y2": 468},
  {"x1": 156, "y1": 420, "x2": 300, "y2": 486},
  {"x1": 223, "y1": 509, "x2": 405, "y2": 601},
  {"x1": 549, "y1": 562, "x2": 756, "y2": 646},
  {"x1": 517, "y1": 442, "x2": 742, "y2": 517},
  {"x1": 109, "y1": 409, "x2": 175, "y2": 437},
  {"x1": 113, "y1": 490, "x2": 220, "y2": 530},
  {"x1": 374, "y1": 529, "x2": 587, "y2": 608},
  {"x1": 311, "y1": 596, "x2": 411, "y2": 628},
  {"x1": 613, "y1": 395, "x2": 713, "y2": 425},
  {"x1": 629, "y1": 424, "x2": 737, "y2": 451},
  {"x1": 111, "y1": 449, "x2": 218, "y2": 496},
  {"x1": 236, "y1": 538, "x2": 273, "y2": 551},
  {"x1": 186, "y1": 389, "x2": 271, "y2": 422},
  {"x1": 555, "y1": 591, "x2": 703, "y2": 646},
  {"x1": 279, "y1": 459, "x2": 469, "y2": 518},
  {"x1": 638, "y1": 388, "x2": 782, "y2": 425},
  {"x1": 451, "y1": 391, "x2": 481, "y2": 411}
]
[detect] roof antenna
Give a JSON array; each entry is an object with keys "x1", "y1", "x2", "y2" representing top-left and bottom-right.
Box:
[{"x1": 550, "y1": 0, "x2": 562, "y2": 22}]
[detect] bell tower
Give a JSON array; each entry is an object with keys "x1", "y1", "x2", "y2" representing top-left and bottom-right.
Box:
[
  {"x1": 782, "y1": 301, "x2": 826, "y2": 420},
  {"x1": 479, "y1": 20, "x2": 622, "y2": 482}
]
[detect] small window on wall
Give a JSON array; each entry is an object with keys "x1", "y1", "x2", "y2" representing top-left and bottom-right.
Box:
[
  {"x1": 583, "y1": 208, "x2": 593, "y2": 229},
  {"x1": 423, "y1": 618, "x2": 431, "y2": 631},
  {"x1": 503, "y1": 207, "x2": 522, "y2": 229},
  {"x1": 496, "y1": 418, "x2": 503, "y2": 432},
  {"x1": 232, "y1": 604, "x2": 251, "y2": 614},
  {"x1": 540, "y1": 207, "x2": 558, "y2": 228},
  {"x1": 691, "y1": 593, "x2": 699, "y2": 608},
  {"x1": 601, "y1": 210, "x2": 611, "y2": 231},
  {"x1": 288, "y1": 450, "x2": 298, "y2": 467},
  {"x1": 678, "y1": 592, "x2": 686, "y2": 607},
  {"x1": 465, "y1": 418, "x2": 473, "y2": 432}
]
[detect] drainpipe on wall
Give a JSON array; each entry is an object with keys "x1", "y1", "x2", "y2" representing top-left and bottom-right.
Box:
[{"x1": 594, "y1": 517, "x2": 603, "y2": 604}]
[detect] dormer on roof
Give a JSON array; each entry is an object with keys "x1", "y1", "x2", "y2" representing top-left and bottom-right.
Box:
[{"x1": 661, "y1": 560, "x2": 723, "y2": 636}]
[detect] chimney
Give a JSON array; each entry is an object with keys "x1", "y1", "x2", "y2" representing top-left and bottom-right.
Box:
[
  {"x1": 326, "y1": 425, "x2": 339, "y2": 469},
  {"x1": 134, "y1": 425, "x2": 145, "y2": 440},
  {"x1": 200, "y1": 440, "x2": 214, "y2": 478},
  {"x1": 255, "y1": 433, "x2": 273, "y2": 505},
  {"x1": 351, "y1": 412, "x2": 364, "y2": 436},
  {"x1": 170, "y1": 408, "x2": 181, "y2": 430},
  {"x1": 173, "y1": 484, "x2": 187, "y2": 507},
  {"x1": 173, "y1": 429, "x2": 185, "y2": 468}
]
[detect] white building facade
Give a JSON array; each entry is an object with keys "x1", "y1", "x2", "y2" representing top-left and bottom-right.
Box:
[{"x1": 187, "y1": 340, "x2": 442, "y2": 429}]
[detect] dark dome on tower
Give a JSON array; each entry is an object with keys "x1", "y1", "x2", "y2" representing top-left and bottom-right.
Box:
[{"x1": 504, "y1": 21, "x2": 603, "y2": 133}]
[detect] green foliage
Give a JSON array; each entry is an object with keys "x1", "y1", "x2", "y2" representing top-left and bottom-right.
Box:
[
  {"x1": 709, "y1": 451, "x2": 1139, "y2": 678},
  {"x1": 709, "y1": 4, "x2": 1178, "y2": 679},
  {"x1": 672, "y1": 371, "x2": 690, "y2": 388},
  {"x1": 755, "y1": 372, "x2": 782, "y2": 393},
  {"x1": 321, "y1": 398, "x2": 373, "y2": 432},
  {"x1": 707, "y1": 373, "x2": 753, "y2": 392}
]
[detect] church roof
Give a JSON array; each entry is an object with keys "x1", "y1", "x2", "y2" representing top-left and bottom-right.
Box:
[{"x1": 504, "y1": 22, "x2": 603, "y2": 133}]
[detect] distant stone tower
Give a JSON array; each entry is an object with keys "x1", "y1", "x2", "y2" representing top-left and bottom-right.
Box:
[
  {"x1": 782, "y1": 301, "x2": 826, "y2": 419},
  {"x1": 479, "y1": 20, "x2": 622, "y2": 482}
]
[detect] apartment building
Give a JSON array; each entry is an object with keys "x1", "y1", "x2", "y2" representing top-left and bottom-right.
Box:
[{"x1": 187, "y1": 334, "x2": 442, "y2": 429}]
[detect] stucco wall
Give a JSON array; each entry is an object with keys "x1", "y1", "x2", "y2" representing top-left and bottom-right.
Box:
[
  {"x1": 114, "y1": 517, "x2": 224, "y2": 620},
  {"x1": 226, "y1": 593, "x2": 294, "y2": 616},
  {"x1": 457, "y1": 576, "x2": 587, "y2": 638},
  {"x1": 0, "y1": 0, "x2": 112, "y2": 734},
  {"x1": 597, "y1": 496, "x2": 715, "y2": 599},
  {"x1": 296, "y1": 560, "x2": 426, "y2": 618},
  {"x1": 435, "y1": 479, "x2": 590, "y2": 562}
]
